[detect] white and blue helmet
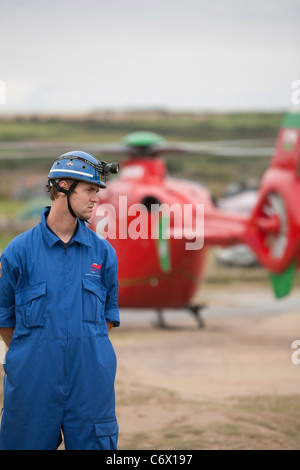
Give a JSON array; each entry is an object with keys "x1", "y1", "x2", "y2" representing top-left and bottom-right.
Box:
[
  {"x1": 48, "y1": 150, "x2": 108, "y2": 188},
  {"x1": 47, "y1": 150, "x2": 118, "y2": 219}
]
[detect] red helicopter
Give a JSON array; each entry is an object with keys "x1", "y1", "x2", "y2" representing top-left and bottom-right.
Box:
[
  {"x1": 89, "y1": 112, "x2": 300, "y2": 326},
  {"x1": 1, "y1": 113, "x2": 299, "y2": 326}
]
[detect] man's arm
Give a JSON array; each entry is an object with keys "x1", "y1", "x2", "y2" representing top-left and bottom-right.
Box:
[
  {"x1": 104, "y1": 247, "x2": 120, "y2": 330},
  {"x1": 0, "y1": 327, "x2": 14, "y2": 348},
  {"x1": 0, "y1": 251, "x2": 18, "y2": 339}
]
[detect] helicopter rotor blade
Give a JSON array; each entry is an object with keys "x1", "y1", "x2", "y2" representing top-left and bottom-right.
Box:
[
  {"x1": 0, "y1": 138, "x2": 274, "y2": 160},
  {"x1": 0, "y1": 142, "x2": 127, "y2": 160},
  {"x1": 164, "y1": 138, "x2": 274, "y2": 157}
]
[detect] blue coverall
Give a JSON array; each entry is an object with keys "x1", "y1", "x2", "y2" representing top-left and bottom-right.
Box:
[{"x1": 0, "y1": 207, "x2": 120, "y2": 450}]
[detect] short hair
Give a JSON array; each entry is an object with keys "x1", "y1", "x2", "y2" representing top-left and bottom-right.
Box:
[{"x1": 48, "y1": 179, "x2": 75, "y2": 201}]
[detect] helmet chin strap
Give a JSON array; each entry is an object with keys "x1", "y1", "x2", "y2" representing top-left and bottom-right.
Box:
[
  {"x1": 49, "y1": 180, "x2": 80, "y2": 219},
  {"x1": 67, "y1": 193, "x2": 78, "y2": 219}
]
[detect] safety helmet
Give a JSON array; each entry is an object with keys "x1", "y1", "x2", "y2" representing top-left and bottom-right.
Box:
[
  {"x1": 47, "y1": 150, "x2": 119, "y2": 220},
  {"x1": 48, "y1": 150, "x2": 107, "y2": 188}
]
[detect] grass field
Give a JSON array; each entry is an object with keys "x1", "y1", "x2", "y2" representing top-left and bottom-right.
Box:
[
  {"x1": 0, "y1": 111, "x2": 284, "y2": 142},
  {"x1": 0, "y1": 111, "x2": 282, "y2": 197}
]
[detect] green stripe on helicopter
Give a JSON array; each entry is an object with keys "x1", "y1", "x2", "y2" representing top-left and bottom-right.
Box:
[
  {"x1": 269, "y1": 260, "x2": 297, "y2": 299},
  {"x1": 155, "y1": 213, "x2": 171, "y2": 273}
]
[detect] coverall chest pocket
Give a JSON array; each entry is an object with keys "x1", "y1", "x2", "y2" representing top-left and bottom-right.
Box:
[
  {"x1": 15, "y1": 281, "x2": 47, "y2": 328},
  {"x1": 82, "y1": 276, "x2": 106, "y2": 327}
]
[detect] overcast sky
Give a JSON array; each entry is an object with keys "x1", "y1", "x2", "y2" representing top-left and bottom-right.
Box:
[{"x1": 1, "y1": 0, "x2": 300, "y2": 113}]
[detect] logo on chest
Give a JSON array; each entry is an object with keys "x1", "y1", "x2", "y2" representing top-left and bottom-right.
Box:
[{"x1": 90, "y1": 262, "x2": 102, "y2": 274}]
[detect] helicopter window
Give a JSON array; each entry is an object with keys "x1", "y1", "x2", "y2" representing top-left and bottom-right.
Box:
[{"x1": 141, "y1": 196, "x2": 161, "y2": 212}]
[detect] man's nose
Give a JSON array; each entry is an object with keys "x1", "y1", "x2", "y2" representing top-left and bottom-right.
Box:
[{"x1": 91, "y1": 194, "x2": 99, "y2": 203}]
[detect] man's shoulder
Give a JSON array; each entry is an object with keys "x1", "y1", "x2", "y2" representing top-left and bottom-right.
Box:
[
  {"x1": 86, "y1": 228, "x2": 117, "y2": 256},
  {"x1": 2, "y1": 224, "x2": 40, "y2": 257}
]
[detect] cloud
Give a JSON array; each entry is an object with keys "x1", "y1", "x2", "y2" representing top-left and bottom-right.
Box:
[{"x1": 1, "y1": 0, "x2": 299, "y2": 112}]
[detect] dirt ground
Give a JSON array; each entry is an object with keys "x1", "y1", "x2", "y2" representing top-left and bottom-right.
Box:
[
  {"x1": 112, "y1": 287, "x2": 300, "y2": 450},
  {"x1": 1, "y1": 286, "x2": 300, "y2": 450}
]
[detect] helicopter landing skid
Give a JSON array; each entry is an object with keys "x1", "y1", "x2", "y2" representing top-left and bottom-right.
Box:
[{"x1": 154, "y1": 305, "x2": 206, "y2": 329}]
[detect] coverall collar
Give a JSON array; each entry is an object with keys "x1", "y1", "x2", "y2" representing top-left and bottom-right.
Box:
[{"x1": 40, "y1": 206, "x2": 92, "y2": 248}]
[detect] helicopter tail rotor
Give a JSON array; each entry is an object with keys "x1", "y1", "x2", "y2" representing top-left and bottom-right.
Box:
[{"x1": 242, "y1": 112, "x2": 300, "y2": 291}]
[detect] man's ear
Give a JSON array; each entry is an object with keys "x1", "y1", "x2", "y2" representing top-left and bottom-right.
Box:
[{"x1": 58, "y1": 180, "x2": 69, "y2": 193}]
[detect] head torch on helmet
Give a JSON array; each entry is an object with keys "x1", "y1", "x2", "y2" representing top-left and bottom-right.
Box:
[{"x1": 47, "y1": 150, "x2": 119, "y2": 189}]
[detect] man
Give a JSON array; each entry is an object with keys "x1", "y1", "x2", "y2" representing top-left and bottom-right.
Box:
[{"x1": 0, "y1": 151, "x2": 120, "y2": 450}]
